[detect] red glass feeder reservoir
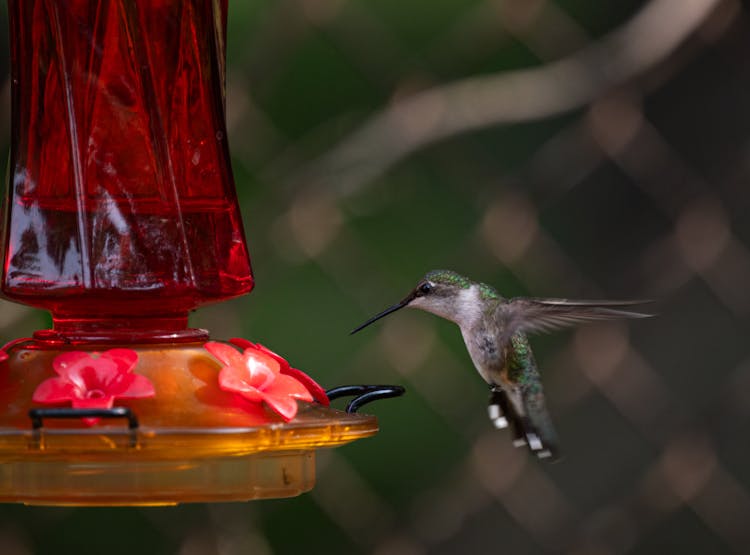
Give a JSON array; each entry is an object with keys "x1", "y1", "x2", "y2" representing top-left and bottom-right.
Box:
[{"x1": 0, "y1": 0, "x2": 384, "y2": 505}]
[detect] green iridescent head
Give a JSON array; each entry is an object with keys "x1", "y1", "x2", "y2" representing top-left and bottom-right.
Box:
[
  {"x1": 423, "y1": 269, "x2": 472, "y2": 290},
  {"x1": 423, "y1": 270, "x2": 501, "y2": 301}
]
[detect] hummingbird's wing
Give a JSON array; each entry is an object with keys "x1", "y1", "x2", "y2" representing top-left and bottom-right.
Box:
[
  {"x1": 495, "y1": 298, "x2": 652, "y2": 347},
  {"x1": 486, "y1": 298, "x2": 650, "y2": 461}
]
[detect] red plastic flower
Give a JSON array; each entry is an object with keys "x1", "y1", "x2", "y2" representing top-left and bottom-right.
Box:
[
  {"x1": 229, "y1": 338, "x2": 329, "y2": 406},
  {"x1": 32, "y1": 349, "x2": 155, "y2": 425},
  {"x1": 204, "y1": 341, "x2": 314, "y2": 421}
]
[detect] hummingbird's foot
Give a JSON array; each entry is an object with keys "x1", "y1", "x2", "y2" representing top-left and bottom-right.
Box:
[{"x1": 525, "y1": 431, "x2": 543, "y2": 451}]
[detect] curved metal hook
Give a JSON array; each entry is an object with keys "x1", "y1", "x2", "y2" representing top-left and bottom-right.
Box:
[{"x1": 325, "y1": 384, "x2": 405, "y2": 413}]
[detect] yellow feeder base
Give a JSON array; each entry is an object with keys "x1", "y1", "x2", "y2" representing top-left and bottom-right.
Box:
[{"x1": 0, "y1": 342, "x2": 380, "y2": 505}]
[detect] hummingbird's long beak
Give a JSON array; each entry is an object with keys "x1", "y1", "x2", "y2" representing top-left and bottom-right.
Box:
[{"x1": 350, "y1": 291, "x2": 417, "y2": 335}]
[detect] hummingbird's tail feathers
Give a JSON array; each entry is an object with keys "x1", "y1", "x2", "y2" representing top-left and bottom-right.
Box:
[
  {"x1": 496, "y1": 298, "x2": 655, "y2": 346},
  {"x1": 519, "y1": 418, "x2": 560, "y2": 461},
  {"x1": 489, "y1": 388, "x2": 561, "y2": 462},
  {"x1": 515, "y1": 414, "x2": 561, "y2": 461},
  {"x1": 488, "y1": 389, "x2": 511, "y2": 430},
  {"x1": 487, "y1": 402, "x2": 508, "y2": 429}
]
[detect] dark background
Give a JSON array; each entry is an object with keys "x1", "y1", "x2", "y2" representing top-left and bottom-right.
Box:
[{"x1": 1, "y1": 0, "x2": 750, "y2": 553}]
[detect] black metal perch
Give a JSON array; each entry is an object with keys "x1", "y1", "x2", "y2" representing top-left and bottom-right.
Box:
[{"x1": 325, "y1": 384, "x2": 406, "y2": 414}]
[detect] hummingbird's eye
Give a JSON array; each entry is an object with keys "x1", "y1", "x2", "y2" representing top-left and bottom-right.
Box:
[{"x1": 418, "y1": 282, "x2": 433, "y2": 295}]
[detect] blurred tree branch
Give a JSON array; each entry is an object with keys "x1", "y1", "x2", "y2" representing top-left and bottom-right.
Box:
[{"x1": 297, "y1": 0, "x2": 723, "y2": 195}]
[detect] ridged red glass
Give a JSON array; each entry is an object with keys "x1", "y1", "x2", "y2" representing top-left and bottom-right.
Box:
[{"x1": 1, "y1": 0, "x2": 253, "y2": 341}]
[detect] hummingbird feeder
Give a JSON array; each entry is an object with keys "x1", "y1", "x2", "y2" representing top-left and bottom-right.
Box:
[{"x1": 0, "y1": 0, "x2": 401, "y2": 506}]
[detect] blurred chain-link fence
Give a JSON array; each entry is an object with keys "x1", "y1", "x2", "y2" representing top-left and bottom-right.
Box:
[{"x1": 1, "y1": 0, "x2": 750, "y2": 553}]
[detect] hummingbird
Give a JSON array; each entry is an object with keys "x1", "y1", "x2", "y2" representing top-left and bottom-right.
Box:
[{"x1": 351, "y1": 270, "x2": 652, "y2": 461}]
